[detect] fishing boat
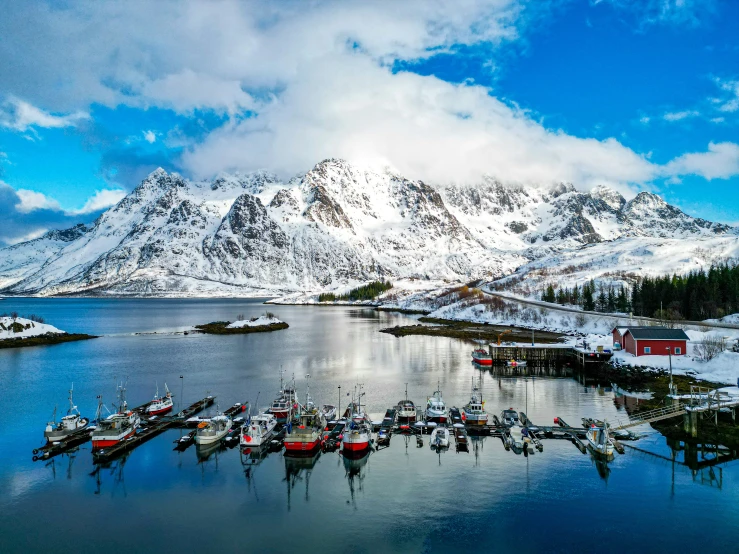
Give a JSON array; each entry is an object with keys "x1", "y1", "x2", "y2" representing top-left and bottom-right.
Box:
[
  {"x1": 500, "y1": 408, "x2": 519, "y2": 426},
  {"x1": 396, "y1": 383, "x2": 417, "y2": 422},
  {"x1": 268, "y1": 371, "x2": 298, "y2": 423},
  {"x1": 240, "y1": 412, "x2": 277, "y2": 447},
  {"x1": 471, "y1": 348, "x2": 492, "y2": 366},
  {"x1": 586, "y1": 422, "x2": 614, "y2": 457},
  {"x1": 146, "y1": 383, "x2": 174, "y2": 416},
  {"x1": 44, "y1": 385, "x2": 90, "y2": 443},
  {"x1": 91, "y1": 386, "x2": 140, "y2": 449},
  {"x1": 321, "y1": 404, "x2": 337, "y2": 421},
  {"x1": 430, "y1": 424, "x2": 450, "y2": 448},
  {"x1": 284, "y1": 381, "x2": 325, "y2": 455},
  {"x1": 342, "y1": 386, "x2": 373, "y2": 454},
  {"x1": 194, "y1": 413, "x2": 232, "y2": 445},
  {"x1": 425, "y1": 383, "x2": 447, "y2": 423},
  {"x1": 461, "y1": 378, "x2": 488, "y2": 425},
  {"x1": 506, "y1": 359, "x2": 527, "y2": 367}
]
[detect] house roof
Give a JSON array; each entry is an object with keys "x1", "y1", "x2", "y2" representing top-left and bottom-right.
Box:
[{"x1": 623, "y1": 327, "x2": 690, "y2": 341}]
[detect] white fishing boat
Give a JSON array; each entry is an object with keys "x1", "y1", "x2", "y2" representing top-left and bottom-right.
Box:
[
  {"x1": 44, "y1": 385, "x2": 89, "y2": 443},
  {"x1": 506, "y1": 359, "x2": 527, "y2": 367},
  {"x1": 396, "y1": 383, "x2": 417, "y2": 422},
  {"x1": 91, "y1": 385, "x2": 140, "y2": 449},
  {"x1": 425, "y1": 383, "x2": 447, "y2": 423},
  {"x1": 146, "y1": 383, "x2": 174, "y2": 415},
  {"x1": 195, "y1": 413, "x2": 232, "y2": 445},
  {"x1": 461, "y1": 378, "x2": 488, "y2": 425},
  {"x1": 586, "y1": 422, "x2": 614, "y2": 457},
  {"x1": 240, "y1": 412, "x2": 277, "y2": 447},
  {"x1": 430, "y1": 425, "x2": 450, "y2": 448}
]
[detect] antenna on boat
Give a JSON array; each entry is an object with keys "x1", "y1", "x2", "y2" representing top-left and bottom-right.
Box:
[{"x1": 405, "y1": 382, "x2": 408, "y2": 401}]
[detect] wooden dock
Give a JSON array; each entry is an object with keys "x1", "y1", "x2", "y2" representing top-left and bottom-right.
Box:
[
  {"x1": 488, "y1": 343, "x2": 613, "y2": 367},
  {"x1": 91, "y1": 396, "x2": 217, "y2": 463}
]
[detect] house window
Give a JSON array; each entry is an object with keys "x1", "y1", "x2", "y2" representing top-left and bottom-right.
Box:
[
  {"x1": 644, "y1": 346, "x2": 651, "y2": 354},
  {"x1": 674, "y1": 347, "x2": 681, "y2": 355}
]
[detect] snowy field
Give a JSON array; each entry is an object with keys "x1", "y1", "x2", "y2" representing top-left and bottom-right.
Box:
[{"x1": 0, "y1": 316, "x2": 65, "y2": 340}]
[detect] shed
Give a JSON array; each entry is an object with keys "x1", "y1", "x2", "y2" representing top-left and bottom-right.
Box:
[{"x1": 619, "y1": 327, "x2": 689, "y2": 357}]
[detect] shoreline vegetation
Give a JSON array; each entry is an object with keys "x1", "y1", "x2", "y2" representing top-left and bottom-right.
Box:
[
  {"x1": 194, "y1": 311, "x2": 289, "y2": 335},
  {"x1": 380, "y1": 317, "x2": 564, "y2": 343},
  {"x1": 0, "y1": 333, "x2": 97, "y2": 349}
]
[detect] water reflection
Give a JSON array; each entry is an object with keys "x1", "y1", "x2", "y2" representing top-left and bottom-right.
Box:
[
  {"x1": 284, "y1": 451, "x2": 321, "y2": 509},
  {"x1": 343, "y1": 451, "x2": 369, "y2": 508}
]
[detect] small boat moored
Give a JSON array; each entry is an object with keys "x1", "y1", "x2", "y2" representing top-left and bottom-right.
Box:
[
  {"x1": 586, "y1": 422, "x2": 614, "y2": 457},
  {"x1": 425, "y1": 383, "x2": 448, "y2": 423},
  {"x1": 500, "y1": 408, "x2": 520, "y2": 426},
  {"x1": 506, "y1": 359, "x2": 527, "y2": 368},
  {"x1": 194, "y1": 413, "x2": 233, "y2": 445},
  {"x1": 430, "y1": 424, "x2": 450, "y2": 449},
  {"x1": 44, "y1": 385, "x2": 90, "y2": 443},
  {"x1": 471, "y1": 348, "x2": 492, "y2": 366},
  {"x1": 146, "y1": 383, "x2": 174, "y2": 415},
  {"x1": 240, "y1": 413, "x2": 278, "y2": 448},
  {"x1": 461, "y1": 378, "x2": 488, "y2": 425},
  {"x1": 396, "y1": 383, "x2": 417, "y2": 422}
]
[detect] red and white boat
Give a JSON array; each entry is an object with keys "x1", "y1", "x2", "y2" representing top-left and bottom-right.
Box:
[
  {"x1": 284, "y1": 377, "x2": 325, "y2": 455},
  {"x1": 342, "y1": 387, "x2": 373, "y2": 454},
  {"x1": 268, "y1": 372, "x2": 299, "y2": 423},
  {"x1": 91, "y1": 386, "x2": 140, "y2": 449},
  {"x1": 146, "y1": 383, "x2": 173, "y2": 415},
  {"x1": 471, "y1": 348, "x2": 492, "y2": 366}
]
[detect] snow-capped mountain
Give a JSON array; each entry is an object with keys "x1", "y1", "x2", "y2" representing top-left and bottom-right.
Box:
[{"x1": 1, "y1": 159, "x2": 737, "y2": 296}]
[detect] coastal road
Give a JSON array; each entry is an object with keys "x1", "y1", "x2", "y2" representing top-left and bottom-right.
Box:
[{"x1": 481, "y1": 287, "x2": 739, "y2": 332}]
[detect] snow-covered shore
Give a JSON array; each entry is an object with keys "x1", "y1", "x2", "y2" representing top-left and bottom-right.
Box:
[
  {"x1": 0, "y1": 316, "x2": 65, "y2": 340},
  {"x1": 227, "y1": 315, "x2": 284, "y2": 328}
]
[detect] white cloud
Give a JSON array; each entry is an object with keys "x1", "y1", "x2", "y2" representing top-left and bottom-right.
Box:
[
  {"x1": 713, "y1": 77, "x2": 739, "y2": 113},
  {"x1": 639, "y1": 116, "x2": 651, "y2": 125},
  {"x1": 0, "y1": 0, "x2": 737, "y2": 195},
  {"x1": 143, "y1": 130, "x2": 157, "y2": 143},
  {"x1": 593, "y1": 0, "x2": 716, "y2": 27},
  {"x1": 14, "y1": 189, "x2": 62, "y2": 213},
  {"x1": 663, "y1": 142, "x2": 739, "y2": 180},
  {"x1": 663, "y1": 110, "x2": 700, "y2": 122},
  {"x1": 72, "y1": 189, "x2": 127, "y2": 214},
  {"x1": 183, "y1": 56, "x2": 656, "y2": 192},
  {"x1": 0, "y1": 96, "x2": 88, "y2": 132}
]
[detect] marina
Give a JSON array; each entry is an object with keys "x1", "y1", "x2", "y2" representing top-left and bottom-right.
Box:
[{"x1": 2, "y1": 298, "x2": 738, "y2": 552}]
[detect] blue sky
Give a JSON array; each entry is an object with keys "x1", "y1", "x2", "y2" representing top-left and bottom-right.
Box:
[{"x1": 0, "y1": 0, "x2": 738, "y2": 244}]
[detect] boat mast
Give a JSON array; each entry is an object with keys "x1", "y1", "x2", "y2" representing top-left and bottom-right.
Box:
[{"x1": 68, "y1": 383, "x2": 76, "y2": 415}]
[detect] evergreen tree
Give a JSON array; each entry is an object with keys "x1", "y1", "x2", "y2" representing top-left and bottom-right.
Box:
[{"x1": 583, "y1": 284, "x2": 595, "y2": 311}]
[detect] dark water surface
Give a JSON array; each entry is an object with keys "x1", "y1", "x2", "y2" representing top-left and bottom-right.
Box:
[{"x1": 0, "y1": 298, "x2": 736, "y2": 553}]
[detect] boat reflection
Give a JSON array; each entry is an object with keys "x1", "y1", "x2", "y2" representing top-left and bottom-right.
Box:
[
  {"x1": 343, "y1": 450, "x2": 369, "y2": 508},
  {"x1": 283, "y1": 450, "x2": 321, "y2": 510}
]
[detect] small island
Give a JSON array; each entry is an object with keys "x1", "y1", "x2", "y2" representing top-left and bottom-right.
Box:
[
  {"x1": 194, "y1": 313, "x2": 289, "y2": 335},
  {"x1": 379, "y1": 317, "x2": 563, "y2": 343},
  {"x1": 0, "y1": 314, "x2": 97, "y2": 349}
]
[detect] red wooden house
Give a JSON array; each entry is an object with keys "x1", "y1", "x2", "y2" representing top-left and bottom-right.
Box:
[{"x1": 612, "y1": 326, "x2": 689, "y2": 357}]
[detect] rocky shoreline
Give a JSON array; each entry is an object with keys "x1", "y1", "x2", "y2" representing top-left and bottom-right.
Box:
[{"x1": 0, "y1": 332, "x2": 97, "y2": 349}]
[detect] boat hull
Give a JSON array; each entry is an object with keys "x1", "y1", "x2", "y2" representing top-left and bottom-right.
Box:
[
  {"x1": 343, "y1": 439, "x2": 370, "y2": 452},
  {"x1": 284, "y1": 438, "x2": 322, "y2": 454},
  {"x1": 426, "y1": 413, "x2": 447, "y2": 424},
  {"x1": 147, "y1": 405, "x2": 173, "y2": 416},
  {"x1": 92, "y1": 428, "x2": 135, "y2": 449},
  {"x1": 462, "y1": 413, "x2": 488, "y2": 425},
  {"x1": 45, "y1": 420, "x2": 90, "y2": 442},
  {"x1": 471, "y1": 355, "x2": 492, "y2": 366}
]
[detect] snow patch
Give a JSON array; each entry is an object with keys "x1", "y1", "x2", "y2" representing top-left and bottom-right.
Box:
[
  {"x1": 226, "y1": 315, "x2": 284, "y2": 328},
  {"x1": 0, "y1": 316, "x2": 65, "y2": 340}
]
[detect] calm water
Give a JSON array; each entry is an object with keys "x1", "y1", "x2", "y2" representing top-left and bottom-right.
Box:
[{"x1": 0, "y1": 298, "x2": 736, "y2": 553}]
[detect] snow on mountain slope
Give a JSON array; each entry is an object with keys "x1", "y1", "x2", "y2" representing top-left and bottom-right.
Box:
[{"x1": 0, "y1": 159, "x2": 736, "y2": 297}]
